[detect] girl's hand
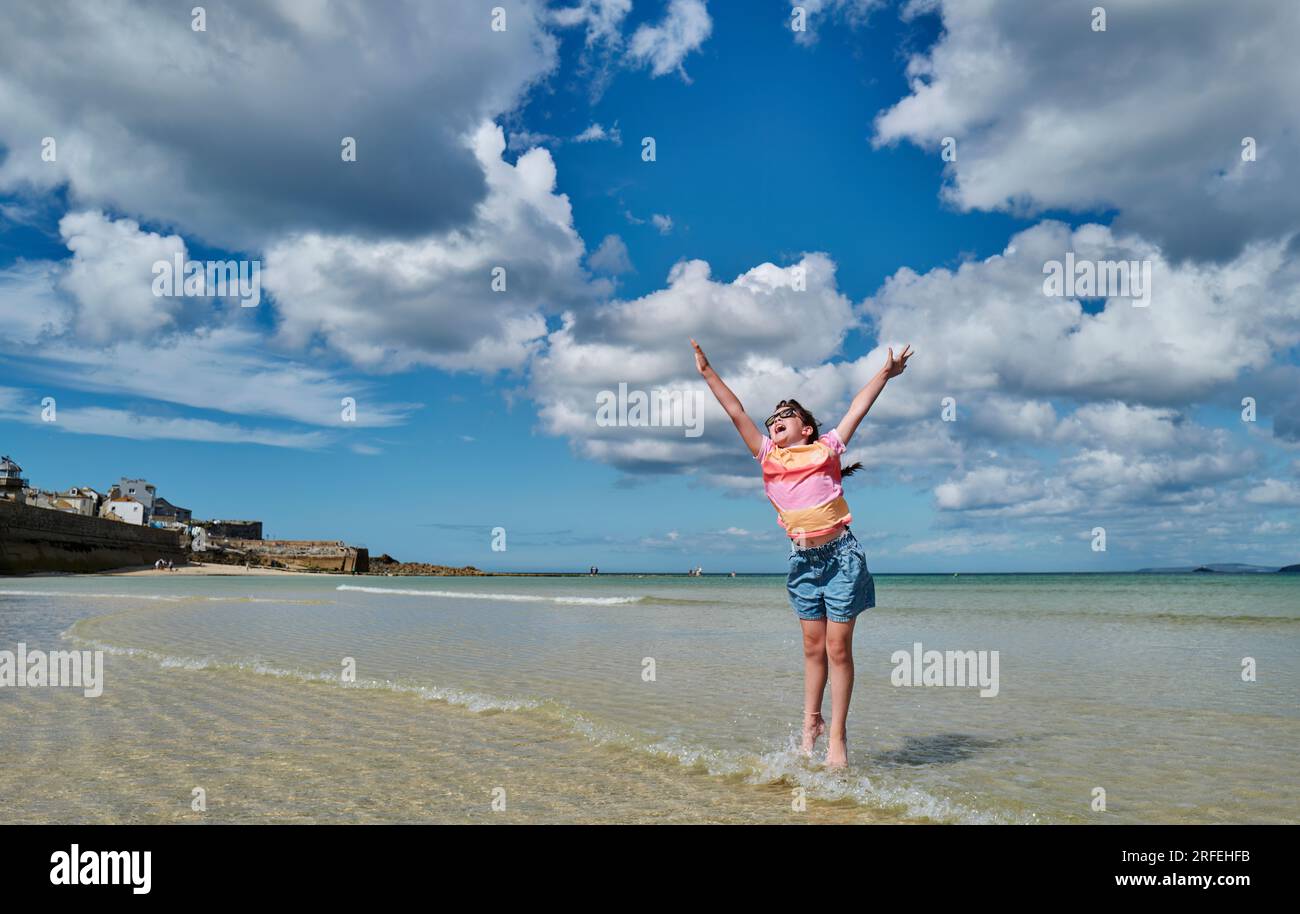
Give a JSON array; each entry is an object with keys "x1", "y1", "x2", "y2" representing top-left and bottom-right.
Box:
[
  {"x1": 691, "y1": 338, "x2": 711, "y2": 376},
  {"x1": 882, "y1": 344, "x2": 914, "y2": 379}
]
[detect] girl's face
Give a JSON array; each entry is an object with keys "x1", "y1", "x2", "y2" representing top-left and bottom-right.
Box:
[{"x1": 767, "y1": 406, "x2": 814, "y2": 448}]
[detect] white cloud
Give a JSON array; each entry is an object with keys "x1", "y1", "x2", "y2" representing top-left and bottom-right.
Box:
[
  {"x1": 1244, "y1": 479, "x2": 1300, "y2": 507},
  {"x1": 863, "y1": 221, "x2": 1300, "y2": 408},
  {"x1": 530, "y1": 252, "x2": 876, "y2": 482},
  {"x1": 935, "y1": 466, "x2": 1043, "y2": 511},
  {"x1": 1054, "y1": 402, "x2": 1190, "y2": 453},
  {"x1": 264, "y1": 123, "x2": 601, "y2": 373},
  {"x1": 627, "y1": 0, "x2": 713, "y2": 79},
  {"x1": 873, "y1": 0, "x2": 1300, "y2": 260},
  {"x1": 0, "y1": 0, "x2": 559, "y2": 250},
  {"x1": 790, "y1": 1, "x2": 886, "y2": 47},
  {"x1": 573, "y1": 122, "x2": 622, "y2": 145},
  {"x1": 588, "y1": 234, "x2": 634, "y2": 275},
  {"x1": 551, "y1": 0, "x2": 632, "y2": 47},
  {"x1": 2, "y1": 324, "x2": 415, "y2": 431},
  {"x1": 0, "y1": 261, "x2": 71, "y2": 344},
  {"x1": 900, "y1": 532, "x2": 1020, "y2": 555},
  {"x1": 0, "y1": 395, "x2": 327, "y2": 449},
  {"x1": 55, "y1": 210, "x2": 193, "y2": 344}
]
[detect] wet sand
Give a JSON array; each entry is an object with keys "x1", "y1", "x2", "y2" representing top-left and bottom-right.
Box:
[{"x1": 31, "y1": 563, "x2": 324, "y2": 578}]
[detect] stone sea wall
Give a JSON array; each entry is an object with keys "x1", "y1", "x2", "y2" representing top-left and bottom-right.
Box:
[
  {"x1": 0, "y1": 498, "x2": 187, "y2": 574},
  {"x1": 202, "y1": 537, "x2": 369, "y2": 573}
]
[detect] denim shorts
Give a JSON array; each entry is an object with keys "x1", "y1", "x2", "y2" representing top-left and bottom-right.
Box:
[{"x1": 787, "y1": 527, "x2": 875, "y2": 623}]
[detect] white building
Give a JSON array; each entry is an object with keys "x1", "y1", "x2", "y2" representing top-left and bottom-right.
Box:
[
  {"x1": 58, "y1": 488, "x2": 101, "y2": 516},
  {"x1": 102, "y1": 497, "x2": 145, "y2": 525},
  {"x1": 115, "y1": 478, "x2": 156, "y2": 517}
]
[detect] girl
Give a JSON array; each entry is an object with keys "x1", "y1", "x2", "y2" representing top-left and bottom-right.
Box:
[{"x1": 691, "y1": 338, "x2": 913, "y2": 768}]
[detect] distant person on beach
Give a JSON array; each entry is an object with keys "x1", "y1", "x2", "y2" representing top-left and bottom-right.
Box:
[{"x1": 693, "y1": 338, "x2": 912, "y2": 768}]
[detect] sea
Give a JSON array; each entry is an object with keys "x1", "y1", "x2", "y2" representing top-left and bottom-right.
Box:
[{"x1": 1, "y1": 572, "x2": 1296, "y2": 824}]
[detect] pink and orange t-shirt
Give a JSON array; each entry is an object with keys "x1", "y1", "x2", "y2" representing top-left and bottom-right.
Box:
[{"x1": 755, "y1": 429, "x2": 852, "y2": 538}]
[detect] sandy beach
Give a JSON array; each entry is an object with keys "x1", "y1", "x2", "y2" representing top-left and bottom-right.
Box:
[{"x1": 31, "y1": 562, "x2": 325, "y2": 578}]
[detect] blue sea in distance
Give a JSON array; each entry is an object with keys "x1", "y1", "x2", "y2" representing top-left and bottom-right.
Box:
[{"x1": 0, "y1": 572, "x2": 1296, "y2": 823}]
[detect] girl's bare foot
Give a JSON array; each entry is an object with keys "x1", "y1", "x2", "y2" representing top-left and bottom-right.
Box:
[
  {"x1": 801, "y1": 711, "x2": 825, "y2": 756},
  {"x1": 826, "y1": 734, "x2": 848, "y2": 768}
]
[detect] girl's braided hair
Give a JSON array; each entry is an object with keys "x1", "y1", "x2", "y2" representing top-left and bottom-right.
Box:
[{"x1": 771, "y1": 399, "x2": 863, "y2": 478}]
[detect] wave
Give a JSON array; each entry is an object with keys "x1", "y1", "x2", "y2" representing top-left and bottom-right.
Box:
[
  {"x1": 66, "y1": 632, "x2": 539, "y2": 713},
  {"x1": 638, "y1": 595, "x2": 727, "y2": 607},
  {"x1": 336, "y1": 584, "x2": 639, "y2": 605},
  {"x1": 61, "y1": 624, "x2": 1020, "y2": 824}
]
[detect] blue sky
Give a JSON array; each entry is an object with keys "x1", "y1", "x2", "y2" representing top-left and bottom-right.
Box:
[{"x1": 1, "y1": 0, "x2": 1297, "y2": 572}]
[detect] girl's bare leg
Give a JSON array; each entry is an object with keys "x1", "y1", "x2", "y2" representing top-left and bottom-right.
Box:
[
  {"x1": 799, "y1": 618, "x2": 828, "y2": 754},
  {"x1": 825, "y1": 618, "x2": 857, "y2": 768}
]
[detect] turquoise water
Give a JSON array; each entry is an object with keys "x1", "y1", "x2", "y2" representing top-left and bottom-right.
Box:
[{"x1": 0, "y1": 572, "x2": 1296, "y2": 823}]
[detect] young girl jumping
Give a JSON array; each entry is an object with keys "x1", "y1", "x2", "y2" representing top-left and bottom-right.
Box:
[{"x1": 692, "y1": 338, "x2": 913, "y2": 768}]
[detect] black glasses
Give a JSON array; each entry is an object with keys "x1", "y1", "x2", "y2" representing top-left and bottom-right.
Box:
[{"x1": 764, "y1": 407, "x2": 799, "y2": 428}]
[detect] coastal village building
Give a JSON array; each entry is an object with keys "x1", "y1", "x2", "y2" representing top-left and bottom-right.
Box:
[
  {"x1": 114, "y1": 478, "x2": 157, "y2": 518},
  {"x1": 23, "y1": 488, "x2": 96, "y2": 515},
  {"x1": 0, "y1": 456, "x2": 27, "y2": 504},
  {"x1": 151, "y1": 496, "x2": 192, "y2": 525},
  {"x1": 2, "y1": 459, "x2": 188, "y2": 527},
  {"x1": 22, "y1": 489, "x2": 53, "y2": 509},
  {"x1": 1, "y1": 453, "x2": 363, "y2": 573},
  {"x1": 102, "y1": 497, "x2": 145, "y2": 525},
  {"x1": 56, "y1": 488, "x2": 102, "y2": 517}
]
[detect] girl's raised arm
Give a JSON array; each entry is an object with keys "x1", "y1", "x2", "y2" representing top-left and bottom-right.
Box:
[
  {"x1": 692, "y1": 339, "x2": 765, "y2": 457},
  {"x1": 835, "y1": 344, "x2": 913, "y2": 446}
]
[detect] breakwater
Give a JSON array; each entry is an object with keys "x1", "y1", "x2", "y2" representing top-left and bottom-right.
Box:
[{"x1": 202, "y1": 537, "x2": 369, "y2": 573}]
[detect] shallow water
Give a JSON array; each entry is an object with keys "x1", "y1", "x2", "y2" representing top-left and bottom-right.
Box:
[{"x1": 1, "y1": 573, "x2": 1296, "y2": 823}]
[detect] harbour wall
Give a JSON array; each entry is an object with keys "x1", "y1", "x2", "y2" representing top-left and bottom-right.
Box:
[{"x1": 0, "y1": 498, "x2": 187, "y2": 574}]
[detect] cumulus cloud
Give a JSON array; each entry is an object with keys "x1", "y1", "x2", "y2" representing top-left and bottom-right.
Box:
[
  {"x1": 863, "y1": 221, "x2": 1300, "y2": 408},
  {"x1": 55, "y1": 210, "x2": 193, "y2": 344},
  {"x1": 527, "y1": 215, "x2": 1299, "y2": 545},
  {"x1": 264, "y1": 123, "x2": 601, "y2": 372},
  {"x1": 530, "y1": 252, "x2": 882, "y2": 481},
  {"x1": 873, "y1": 0, "x2": 1300, "y2": 260},
  {"x1": 1244, "y1": 479, "x2": 1300, "y2": 507},
  {"x1": 0, "y1": 0, "x2": 558, "y2": 249},
  {"x1": 935, "y1": 466, "x2": 1045, "y2": 512}
]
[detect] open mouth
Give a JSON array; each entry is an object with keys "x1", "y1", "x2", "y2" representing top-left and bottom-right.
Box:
[{"x1": 774, "y1": 422, "x2": 787, "y2": 435}]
